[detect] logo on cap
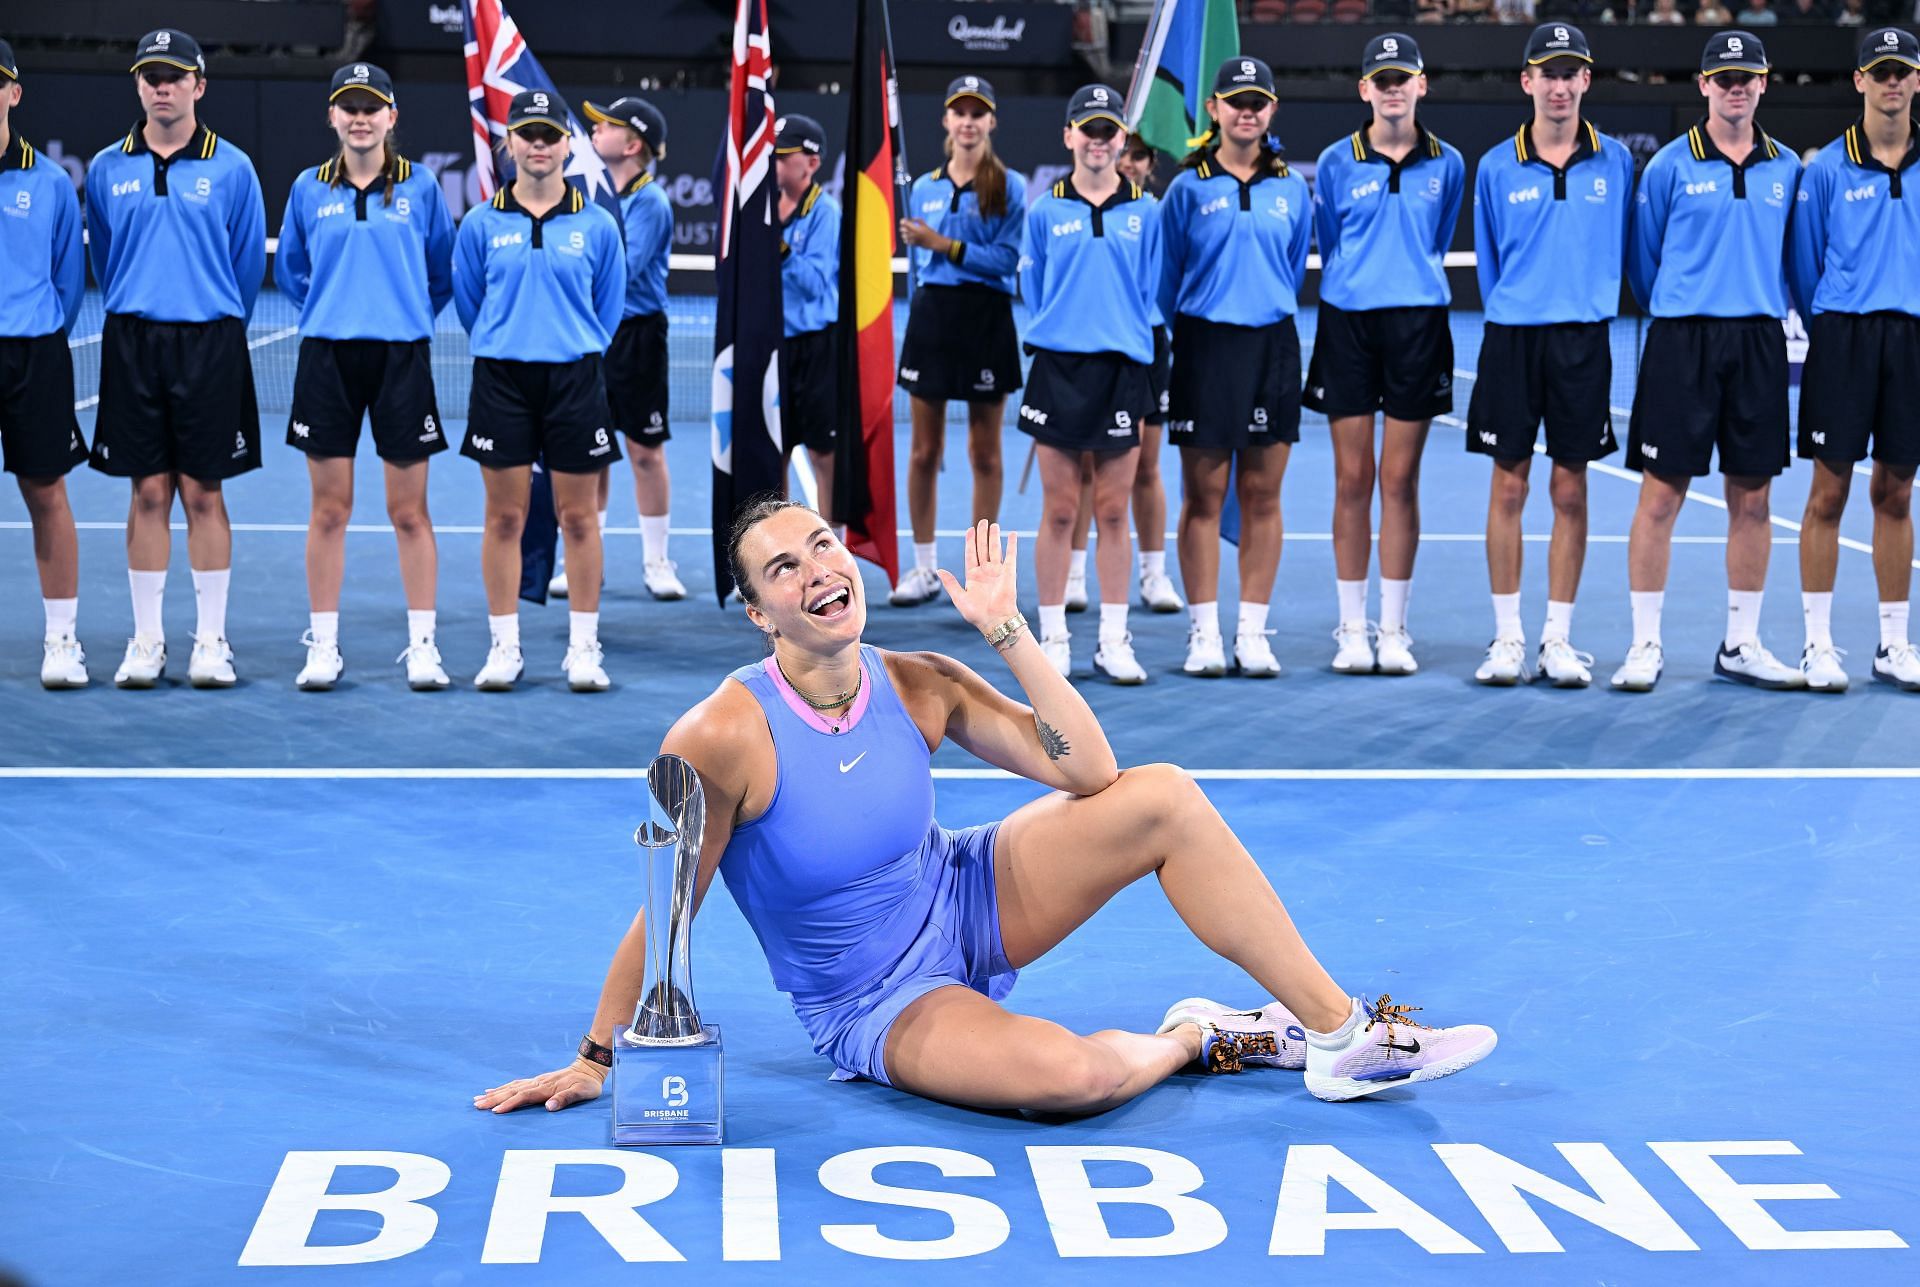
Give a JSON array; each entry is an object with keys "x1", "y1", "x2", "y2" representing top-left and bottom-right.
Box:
[
  {"x1": 1091, "y1": 86, "x2": 1109, "y2": 103},
  {"x1": 1548, "y1": 26, "x2": 1570, "y2": 47},
  {"x1": 775, "y1": 116, "x2": 787, "y2": 133},
  {"x1": 352, "y1": 64, "x2": 369, "y2": 80},
  {"x1": 1235, "y1": 59, "x2": 1257, "y2": 82},
  {"x1": 1883, "y1": 31, "x2": 1900, "y2": 47},
  {"x1": 155, "y1": 31, "x2": 170, "y2": 47},
  {"x1": 1380, "y1": 37, "x2": 1399, "y2": 59},
  {"x1": 963, "y1": 76, "x2": 978, "y2": 90},
  {"x1": 532, "y1": 92, "x2": 548, "y2": 110}
]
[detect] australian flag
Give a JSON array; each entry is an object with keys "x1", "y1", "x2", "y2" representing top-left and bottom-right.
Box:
[{"x1": 710, "y1": 0, "x2": 786, "y2": 604}]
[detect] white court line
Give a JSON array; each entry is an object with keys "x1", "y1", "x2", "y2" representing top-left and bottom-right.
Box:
[
  {"x1": 68, "y1": 333, "x2": 102, "y2": 350},
  {"x1": 1, "y1": 766, "x2": 1915, "y2": 781}
]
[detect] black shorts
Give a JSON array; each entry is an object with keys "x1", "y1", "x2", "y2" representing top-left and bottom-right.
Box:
[
  {"x1": 91, "y1": 314, "x2": 261, "y2": 480},
  {"x1": 1466, "y1": 321, "x2": 1618, "y2": 465},
  {"x1": 287, "y1": 338, "x2": 446, "y2": 462},
  {"x1": 462, "y1": 355, "x2": 616, "y2": 474},
  {"x1": 780, "y1": 324, "x2": 840, "y2": 454},
  {"x1": 606, "y1": 311, "x2": 670, "y2": 444},
  {"x1": 1146, "y1": 325, "x2": 1171, "y2": 423},
  {"x1": 1015, "y1": 348, "x2": 1153, "y2": 454},
  {"x1": 1798, "y1": 311, "x2": 1920, "y2": 467},
  {"x1": 1166, "y1": 313, "x2": 1302, "y2": 451},
  {"x1": 1627, "y1": 316, "x2": 1788, "y2": 478},
  {"x1": 898, "y1": 283, "x2": 1023, "y2": 402},
  {"x1": 1303, "y1": 302, "x2": 1454, "y2": 421},
  {"x1": 0, "y1": 333, "x2": 87, "y2": 478}
]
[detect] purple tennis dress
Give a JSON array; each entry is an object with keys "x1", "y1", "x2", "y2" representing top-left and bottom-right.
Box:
[{"x1": 718, "y1": 644, "x2": 1018, "y2": 1085}]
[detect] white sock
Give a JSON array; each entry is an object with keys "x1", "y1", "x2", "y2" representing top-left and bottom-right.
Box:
[
  {"x1": 1336, "y1": 578, "x2": 1367, "y2": 629},
  {"x1": 44, "y1": 597, "x2": 78, "y2": 640},
  {"x1": 129, "y1": 569, "x2": 166, "y2": 643},
  {"x1": 1140, "y1": 548, "x2": 1166, "y2": 578},
  {"x1": 1238, "y1": 600, "x2": 1269, "y2": 637},
  {"x1": 914, "y1": 541, "x2": 937, "y2": 572},
  {"x1": 1543, "y1": 599, "x2": 1573, "y2": 644},
  {"x1": 1802, "y1": 591, "x2": 1833, "y2": 650},
  {"x1": 1188, "y1": 600, "x2": 1220, "y2": 636},
  {"x1": 1727, "y1": 589, "x2": 1763, "y2": 648},
  {"x1": 309, "y1": 611, "x2": 339, "y2": 646},
  {"x1": 569, "y1": 611, "x2": 599, "y2": 648},
  {"x1": 1069, "y1": 548, "x2": 1088, "y2": 579},
  {"x1": 1038, "y1": 603, "x2": 1068, "y2": 640},
  {"x1": 1491, "y1": 592, "x2": 1522, "y2": 642},
  {"x1": 1630, "y1": 590, "x2": 1664, "y2": 646},
  {"x1": 1306, "y1": 999, "x2": 1363, "y2": 1044},
  {"x1": 1380, "y1": 578, "x2": 1412, "y2": 633},
  {"x1": 407, "y1": 609, "x2": 436, "y2": 646},
  {"x1": 1099, "y1": 602, "x2": 1130, "y2": 643},
  {"x1": 191, "y1": 567, "x2": 230, "y2": 641},
  {"x1": 640, "y1": 512, "x2": 670, "y2": 564},
  {"x1": 488, "y1": 612, "x2": 520, "y2": 650},
  {"x1": 1882, "y1": 600, "x2": 1911, "y2": 647}
]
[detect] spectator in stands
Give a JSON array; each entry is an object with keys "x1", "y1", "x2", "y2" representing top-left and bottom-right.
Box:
[
  {"x1": 1497, "y1": 0, "x2": 1539, "y2": 21},
  {"x1": 1835, "y1": 0, "x2": 1867, "y2": 25},
  {"x1": 1454, "y1": 0, "x2": 1497, "y2": 20},
  {"x1": 1416, "y1": 0, "x2": 1452, "y2": 24},
  {"x1": 1738, "y1": 0, "x2": 1781, "y2": 22},
  {"x1": 1782, "y1": 0, "x2": 1831, "y2": 21},
  {"x1": 1696, "y1": 0, "x2": 1735, "y2": 24},
  {"x1": 1646, "y1": 0, "x2": 1688, "y2": 24}
]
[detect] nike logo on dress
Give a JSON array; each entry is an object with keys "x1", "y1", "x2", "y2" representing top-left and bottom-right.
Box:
[{"x1": 839, "y1": 752, "x2": 867, "y2": 773}]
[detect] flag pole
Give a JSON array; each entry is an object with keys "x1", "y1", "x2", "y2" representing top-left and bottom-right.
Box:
[{"x1": 1124, "y1": 0, "x2": 1178, "y2": 130}]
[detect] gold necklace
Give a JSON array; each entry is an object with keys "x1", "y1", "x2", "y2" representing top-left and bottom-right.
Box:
[{"x1": 775, "y1": 656, "x2": 861, "y2": 712}]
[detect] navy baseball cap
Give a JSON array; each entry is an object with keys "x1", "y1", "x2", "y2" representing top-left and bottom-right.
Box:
[
  {"x1": 1362, "y1": 33, "x2": 1423, "y2": 79},
  {"x1": 1525, "y1": 23, "x2": 1593, "y2": 67},
  {"x1": 1066, "y1": 83, "x2": 1125, "y2": 129},
  {"x1": 131, "y1": 29, "x2": 205, "y2": 76},
  {"x1": 0, "y1": 39, "x2": 17, "y2": 82},
  {"x1": 1700, "y1": 31, "x2": 1769, "y2": 76},
  {"x1": 329, "y1": 62, "x2": 394, "y2": 105},
  {"x1": 585, "y1": 96, "x2": 668, "y2": 154},
  {"x1": 945, "y1": 74, "x2": 996, "y2": 110},
  {"x1": 506, "y1": 89, "x2": 569, "y2": 132},
  {"x1": 774, "y1": 114, "x2": 825, "y2": 156},
  {"x1": 1858, "y1": 27, "x2": 1920, "y2": 73},
  {"x1": 1213, "y1": 56, "x2": 1277, "y2": 101}
]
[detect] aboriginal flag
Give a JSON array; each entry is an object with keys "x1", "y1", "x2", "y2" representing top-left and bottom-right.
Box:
[{"x1": 832, "y1": 0, "x2": 904, "y2": 587}]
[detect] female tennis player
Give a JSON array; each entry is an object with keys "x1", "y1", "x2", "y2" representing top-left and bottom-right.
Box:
[
  {"x1": 475, "y1": 501, "x2": 1497, "y2": 1116},
  {"x1": 276, "y1": 63, "x2": 455, "y2": 691}
]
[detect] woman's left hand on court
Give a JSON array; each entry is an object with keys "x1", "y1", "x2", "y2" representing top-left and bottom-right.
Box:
[
  {"x1": 472, "y1": 1059, "x2": 607, "y2": 1113},
  {"x1": 937, "y1": 519, "x2": 1019, "y2": 633}
]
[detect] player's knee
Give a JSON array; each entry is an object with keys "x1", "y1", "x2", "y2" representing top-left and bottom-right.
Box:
[
  {"x1": 180, "y1": 487, "x2": 224, "y2": 522},
  {"x1": 1803, "y1": 483, "x2": 1850, "y2": 526},
  {"x1": 1725, "y1": 485, "x2": 1771, "y2": 524},
  {"x1": 967, "y1": 439, "x2": 1002, "y2": 475},
  {"x1": 485, "y1": 505, "x2": 527, "y2": 539},
  {"x1": 1378, "y1": 469, "x2": 1420, "y2": 508},
  {"x1": 1492, "y1": 468, "x2": 1529, "y2": 513},
  {"x1": 1033, "y1": 1041, "x2": 1125, "y2": 1113},
  {"x1": 1548, "y1": 471, "x2": 1585, "y2": 517},
  {"x1": 387, "y1": 501, "x2": 430, "y2": 539},
  {"x1": 1236, "y1": 485, "x2": 1280, "y2": 522},
  {"x1": 311, "y1": 496, "x2": 352, "y2": 535},
  {"x1": 1869, "y1": 473, "x2": 1911, "y2": 520},
  {"x1": 555, "y1": 506, "x2": 599, "y2": 543}
]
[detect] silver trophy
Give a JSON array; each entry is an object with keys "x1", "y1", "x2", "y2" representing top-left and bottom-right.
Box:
[{"x1": 612, "y1": 753, "x2": 724, "y2": 1144}]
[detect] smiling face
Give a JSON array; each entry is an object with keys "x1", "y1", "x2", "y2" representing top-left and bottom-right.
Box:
[
  {"x1": 136, "y1": 65, "x2": 204, "y2": 129},
  {"x1": 1064, "y1": 118, "x2": 1123, "y2": 174},
  {"x1": 1521, "y1": 62, "x2": 1590, "y2": 126},
  {"x1": 1205, "y1": 92, "x2": 1276, "y2": 147},
  {"x1": 736, "y1": 505, "x2": 866, "y2": 648},
  {"x1": 1699, "y1": 70, "x2": 1767, "y2": 130},
  {"x1": 329, "y1": 91, "x2": 395, "y2": 157},
  {"x1": 944, "y1": 99, "x2": 995, "y2": 150}
]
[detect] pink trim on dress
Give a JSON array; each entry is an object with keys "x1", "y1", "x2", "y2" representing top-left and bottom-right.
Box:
[{"x1": 761, "y1": 652, "x2": 874, "y2": 734}]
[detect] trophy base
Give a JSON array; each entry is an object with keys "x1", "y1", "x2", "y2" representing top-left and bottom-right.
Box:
[{"x1": 611, "y1": 1024, "x2": 724, "y2": 1146}]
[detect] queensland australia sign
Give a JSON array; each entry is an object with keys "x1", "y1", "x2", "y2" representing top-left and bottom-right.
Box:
[{"x1": 897, "y1": 3, "x2": 1072, "y2": 67}]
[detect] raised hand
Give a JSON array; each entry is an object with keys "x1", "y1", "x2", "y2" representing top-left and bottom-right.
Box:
[{"x1": 936, "y1": 519, "x2": 1020, "y2": 633}]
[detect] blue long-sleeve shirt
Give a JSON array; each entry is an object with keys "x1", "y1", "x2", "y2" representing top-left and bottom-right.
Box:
[
  {"x1": 1472, "y1": 121, "x2": 1636, "y2": 326},
  {"x1": 1019, "y1": 177, "x2": 1160, "y2": 364},
  {"x1": 85, "y1": 122, "x2": 266, "y2": 324},
  {"x1": 274, "y1": 154, "x2": 454, "y2": 342},
  {"x1": 1312, "y1": 123, "x2": 1465, "y2": 311},
  {"x1": 0, "y1": 136, "x2": 86, "y2": 337},
  {"x1": 1158, "y1": 154, "x2": 1311, "y2": 327},
  {"x1": 907, "y1": 163, "x2": 1027, "y2": 294},
  {"x1": 1787, "y1": 119, "x2": 1920, "y2": 320},
  {"x1": 1628, "y1": 121, "x2": 1800, "y2": 319},
  {"x1": 781, "y1": 183, "x2": 840, "y2": 337},
  {"x1": 452, "y1": 184, "x2": 624, "y2": 362},
  {"x1": 619, "y1": 170, "x2": 673, "y2": 319}
]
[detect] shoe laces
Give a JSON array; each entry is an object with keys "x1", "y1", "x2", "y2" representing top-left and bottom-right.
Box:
[
  {"x1": 124, "y1": 636, "x2": 164, "y2": 658},
  {"x1": 1487, "y1": 636, "x2": 1525, "y2": 663},
  {"x1": 565, "y1": 640, "x2": 605, "y2": 667},
  {"x1": 395, "y1": 640, "x2": 442, "y2": 666},
  {"x1": 1803, "y1": 642, "x2": 1846, "y2": 664},
  {"x1": 1540, "y1": 638, "x2": 1594, "y2": 667},
  {"x1": 299, "y1": 629, "x2": 340, "y2": 655},
  {"x1": 1884, "y1": 641, "x2": 1920, "y2": 667},
  {"x1": 1625, "y1": 640, "x2": 1662, "y2": 664},
  {"x1": 1362, "y1": 993, "x2": 1431, "y2": 1040},
  {"x1": 1331, "y1": 622, "x2": 1371, "y2": 645},
  {"x1": 191, "y1": 633, "x2": 231, "y2": 657},
  {"x1": 1377, "y1": 624, "x2": 1413, "y2": 648}
]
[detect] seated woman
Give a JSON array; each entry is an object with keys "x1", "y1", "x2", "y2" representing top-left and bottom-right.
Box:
[{"x1": 475, "y1": 501, "x2": 1496, "y2": 1116}]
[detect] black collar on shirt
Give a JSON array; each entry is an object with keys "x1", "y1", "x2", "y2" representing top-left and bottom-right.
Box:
[
  {"x1": 0, "y1": 135, "x2": 33, "y2": 173},
  {"x1": 1843, "y1": 116, "x2": 1920, "y2": 199},
  {"x1": 491, "y1": 180, "x2": 584, "y2": 248},
  {"x1": 1347, "y1": 120, "x2": 1445, "y2": 195},
  {"x1": 1046, "y1": 175, "x2": 1143, "y2": 237},
  {"x1": 1685, "y1": 118, "x2": 1780, "y2": 200},
  {"x1": 120, "y1": 121, "x2": 217, "y2": 197},
  {"x1": 931, "y1": 165, "x2": 980, "y2": 213},
  {"x1": 1513, "y1": 119, "x2": 1601, "y2": 200},
  {"x1": 315, "y1": 153, "x2": 415, "y2": 220},
  {"x1": 782, "y1": 182, "x2": 821, "y2": 229},
  {"x1": 1192, "y1": 150, "x2": 1290, "y2": 211},
  {"x1": 620, "y1": 169, "x2": 653, "y2": 199}
]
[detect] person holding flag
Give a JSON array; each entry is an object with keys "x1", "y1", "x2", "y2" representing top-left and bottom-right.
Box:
[
  {"x1": 276, "y1": 62, "x2": 456, "y2": 693},
  {"x1": 773, "y1": 115, "x2": 844, "y2": 518},
  {"x1": 1018, "y1": 84, "x2": 1163, "y2": 685},
  {"x1": 452, "y1": 89, "x2": 624, "y2": 692},
  {"x1": 893, "y1": 74, "x2": 1026, "y2": 606}
]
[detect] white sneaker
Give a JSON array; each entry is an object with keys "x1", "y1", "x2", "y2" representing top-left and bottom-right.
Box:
[
  {"x1": 644, "y1": 558, "x2": 687, "y2": 601},
  {"x1": 398, "y1": 640, "x2": 450, "y2": 690},
  {"x1": 1331, "y1": 623, "x2": 1374, "y2": 674},
  {"x1": 1474, "y1": 637, "x2": 1527, "y2": 687},
  {"x1": 1873, "y1": 641, "x2": 1920, "y2": 691},
  {"x1": 1140, "y1": 569, "x2": 1184, "y2": 613},
  {"x1": 1040, "y1": 632, "x2": 1073, "y2": 678},
  {"x1": 1064, "y1": 569, "x2": 1089, "y2": 613},
  {"x1": 1610, "y1": 641, "x2": 1664, "y2": 692},
  {"x1": 295, "y1": 631, "x2": 343, "y2": 691},
  {"x1": 114, "y1": 637, "x2": 166, "y2": 688},
  {"x1": 1375, "y1": 626, "x2": 1417, "y2": 675},
  {"x1": 41, "y1": 635, "x2": 89, "y2": 689},
  {"x1": 1304, "y1": 994, "x2": 1498, "y2": 1102},
  {"x1": 1093, "y1": 633, "x2": 1148, "y2": 685},
  {"x1": 1799, "y1": 643, "x2": 1849, "y2": 693},
  {"x1": 188, "y1": 635, "x2": 237, "y2": 688},
  {"x1": 1535, "y1": 638, "x2": 1594, "y2": 689},
  {"x1": 1159, "y1": 996, "x2": 1308, "y2": 1070},
  {"x1": 1183, "y1": 626, "x2": 1227, "y2": 677},
  {"x1": 1713, "y1": 639, "x2": 1807, "y2": 690},
  {"x1": 474, "y1": 641, "x2": 524, "y2": 691},
  {"x1": 889, "y1": 565, "x2": 942, "y2": 606},
  {"x1": 1233, "y1": 629, "x2": 1281, "y2": 678},
  {"x1": 548, "y1": 568, "x2": 569, "y2": 600},
  {"x1": 563, "y1": 640, "x2": 611, "y2": 692}
]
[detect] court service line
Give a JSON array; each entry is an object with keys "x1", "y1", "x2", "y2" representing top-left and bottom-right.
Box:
[{"x1": 1, "y1": 766, "x2": 1915, "y2": 782}]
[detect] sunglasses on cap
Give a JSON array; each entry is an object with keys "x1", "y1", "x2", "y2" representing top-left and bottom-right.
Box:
[
  {"x1": 515, "y1": 123, "x2": 564, "y2": 145},
  {"x1": 1867, "y1": 63, "x2": 1917, "y2": 83},
  {"x1": 1710, "y1": 71, "x2": 1762, "y2": 88}
]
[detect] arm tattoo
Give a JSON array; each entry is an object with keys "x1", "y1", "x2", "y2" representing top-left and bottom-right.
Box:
[{"x1": 1035, "y1": 716, "x2": 1072, "y2": 762}]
